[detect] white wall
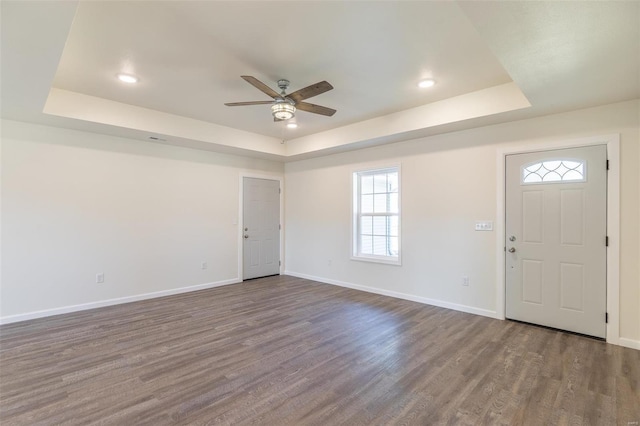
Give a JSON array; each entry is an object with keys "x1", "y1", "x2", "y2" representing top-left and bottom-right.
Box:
[
  {"x1": 0, "y1": 120, "x2": 283, "y2": 321},
  {"x1": 284, "y1": 100, "x2": 640, "y2": 347},
  {"x1": 2, "y1": 100, "x2": 638, "y2": 348}
]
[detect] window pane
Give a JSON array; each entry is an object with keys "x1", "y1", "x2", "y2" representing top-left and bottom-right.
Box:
[
  {"x1": 525, "y1": 163, "x2": 543, "y2": 173},
  {"x1": 361, "y1": 235, "x2": 373, "y2": 254},
  {"x1": 389, "y1": 236, "x2": 398, "y2": 255},
  {"x1": 372, "y1": 216, "x2": 386, "y2": 235},
  {"x1": 555, "y1": 163, "x2": 569, "y2": 176},
  {"x1": 361, "y1": 194, "x2": 374, "y2": 213},
  {"x1": 389, "y1": 193, "x2": 398, "y2": 213},
  {"x1": 373, "y1": 236, "x2": 387, "y2": 255},
  {"x1": 543, "y1": 172, "x2": 562, "y2": 182},
  {"x1": 374, "y1": 194, "x2": 387, "y2": 213},
  {"x1": 361, "y1": 216, "x2": 373, "y2": 235},
  {"x1": 373, "y1": 174, "x2": 387, "y2": 193},
  {"x1": 389, "y1": 216, "x2": 399, "y2": 237},
  {"x1": 388, "y1": 172, "x2": 398, "y2": 192},
  {"x1": 361, "y1": 175, "x2": 374, "y2": 194},
  {"x1": 544, "y1": 160, "x2": 561, "y2": 171},
  {"x1": 523, "y1": 173, "x2": 542, "y2": 183},
  {"x1": 564, "y1": 170, "x2": 583, "y2": 180}
]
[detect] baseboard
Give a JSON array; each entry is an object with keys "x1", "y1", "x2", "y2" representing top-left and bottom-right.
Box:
[
  {"x1": 0, "y1": 278, "x2": 241, "y2": 325},
  {"x1": 618, "y1": 337, "x2": 640, "y2": 350},
  {"x1": 284, "y1": 270, "x2": 501, "y2": 320}
]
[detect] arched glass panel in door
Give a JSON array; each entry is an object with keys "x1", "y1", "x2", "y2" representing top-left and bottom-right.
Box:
[{"x1": 522, "y1": 159, "x2": 585, "y2": 184}]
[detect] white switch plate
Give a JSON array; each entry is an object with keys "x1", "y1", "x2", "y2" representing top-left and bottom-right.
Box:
[
  {"x1": 475, "y1": 221, "x2": 493, "y2": 231},
  {"x1": 201, "y1": 261, "x2": 207, "y2": 270},
  {"x1": 96, "y1": 273, "x2": 104, "y2": 284}
]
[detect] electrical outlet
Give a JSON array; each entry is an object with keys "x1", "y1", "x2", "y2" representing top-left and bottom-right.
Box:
[
  {"x1": 327, "y1": 259, "x2": 332, "y2": 266},
  {"x1": 96, "y1": 273, "x2": 105, "y2": 284},
  {"x1": 201, "y1": 261, "x2": 207, "y2": 270},
  {"x1": 462, "y1": 275, "x2": 469, "y2": 286}
]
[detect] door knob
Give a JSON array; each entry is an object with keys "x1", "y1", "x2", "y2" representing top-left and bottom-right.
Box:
[
  {"x1": 244, "y1": 235, "x2": 249, "y2": 239},
  {"x1": 508, "y1": 247, "x2": 516, "y2": 253}
]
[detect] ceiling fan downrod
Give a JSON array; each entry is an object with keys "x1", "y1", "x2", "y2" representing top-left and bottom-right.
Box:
[{"x1": 277, "y1": 79, "x2": 290, "y2": 97}]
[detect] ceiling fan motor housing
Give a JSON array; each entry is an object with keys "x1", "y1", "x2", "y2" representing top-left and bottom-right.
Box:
[{"x1": 277, "y1": 79, "x2": 291, "y2": 93}]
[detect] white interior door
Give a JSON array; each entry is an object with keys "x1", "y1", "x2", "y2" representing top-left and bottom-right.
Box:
[
  {"x1": 505, "y1": 145, "x2": 607, "y2": 338},
  {"x1": 243, "y1": 177, "x2": 280, "y2": 280}
]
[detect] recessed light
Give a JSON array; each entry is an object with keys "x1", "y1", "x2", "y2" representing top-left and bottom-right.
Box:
[
  {"x1": 418, "y1": 79, "x2": 435, "y2": 88},
  {"x1": 117, "y1": 73, "x2": 138, "y2": 84},
  {"x1": 286, "y1": 123, "x2": 298, "y2": 129}
]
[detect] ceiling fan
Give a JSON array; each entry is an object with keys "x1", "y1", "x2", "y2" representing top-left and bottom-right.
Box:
[{"x1": 225, "y1": 76, "x2": 336, "y2": 121}]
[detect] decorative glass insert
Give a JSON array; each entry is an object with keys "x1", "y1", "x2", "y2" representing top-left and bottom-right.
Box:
[{"x1": 522, "y1": 160, "x2": 585, "y2": 184}]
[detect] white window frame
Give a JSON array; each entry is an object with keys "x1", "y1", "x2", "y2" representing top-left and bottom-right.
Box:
[{"x1": 351, "y1": 165, "x2": 401, "y2": 265}]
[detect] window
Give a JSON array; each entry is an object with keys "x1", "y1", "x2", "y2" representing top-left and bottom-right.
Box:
[
  {"x1": 522, "y1": 159, "x2": 586, "y2": 184},
  {"x1": 352, "y1": 166, "x2": 400, "y2": 264}
]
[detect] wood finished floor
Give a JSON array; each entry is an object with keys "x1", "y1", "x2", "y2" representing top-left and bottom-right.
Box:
[{"x1": 1, "y1": 275, "x2": 638, "y2": 425}]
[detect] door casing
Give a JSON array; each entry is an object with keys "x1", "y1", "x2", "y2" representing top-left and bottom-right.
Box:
[
  {"x1": 496, "y1": 134, "x2": 620, "y2": 345},
  {"x1": 238, "y1": 173, "x2": 284, "y2": 280}
]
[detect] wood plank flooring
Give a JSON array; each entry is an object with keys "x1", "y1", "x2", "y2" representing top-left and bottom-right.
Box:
[{"x1": 1, "y1": 275, "x2": 638, "y2": 425}]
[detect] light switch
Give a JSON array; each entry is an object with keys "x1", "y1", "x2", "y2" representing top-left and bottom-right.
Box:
[{"x1": 475, "y1": 221, "x2": 493, "y2": 231}]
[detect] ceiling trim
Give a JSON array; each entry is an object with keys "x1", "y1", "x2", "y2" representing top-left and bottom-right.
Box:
[
  {"x1": 286, "y1": 82, "x2": 531, "y2": 157},
  {"x1": 44, "y1": 88, "x2": 285, "y2": 156},
  {"x1": 43, "y1": 83, "x2": 530, "y2": 160}
]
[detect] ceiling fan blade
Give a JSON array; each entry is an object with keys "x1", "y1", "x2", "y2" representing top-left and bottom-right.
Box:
[
  {"x1": 296, "y1": 101, "x2": 336, "y2": 117},
  {"x1": 225, "y1": 101, "x2": 273, "y2": 106},
  {"x1": 241, "y1": 76, "x2": 280, "y2": 99},
  {"x1": 287, "y1": 81, "x2": 333, "y2": 103}
]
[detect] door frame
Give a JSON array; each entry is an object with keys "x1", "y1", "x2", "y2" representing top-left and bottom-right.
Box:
[
  {"x1": 238, "y1": 172, "x2": 284, "y2": 280},
  {"x1": 496, "y1": 134, "x2": 620, "y2": 345}
]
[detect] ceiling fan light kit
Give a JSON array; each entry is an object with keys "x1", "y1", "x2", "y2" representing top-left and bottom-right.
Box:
[
  {"x1": 271, "y1": 99, "x2": 296, "y2": 120},
  {"x1": 225, "y1": 76, "x2": 336, "y2": 122}
]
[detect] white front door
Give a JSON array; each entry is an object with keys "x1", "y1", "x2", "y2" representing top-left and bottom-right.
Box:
[
  {"x1": 243, "y1": 177, "x2": 280, "y2": 280},
  {"x1": 505, "y1": 145, "x2": 607, "y2": 338}
]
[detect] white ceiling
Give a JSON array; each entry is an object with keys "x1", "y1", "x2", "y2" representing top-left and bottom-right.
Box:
[{"x1": 2, "y1": 1, "x2": 638, "y2": 161}]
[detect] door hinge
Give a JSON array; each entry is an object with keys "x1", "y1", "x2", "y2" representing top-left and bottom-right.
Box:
[
  {"x1": 279, "y1": 224, "x2": 281, "y2": 230},
  {"x1": 279, "y1": 260, "x2": 281, "y2": 266},
  {"x1": 279, "y1": 187, "x2": 281, "y2": 194},
  {"x1": 605, "y1": 236, "x2": 609, "y2": 246},
  {"x1": 605, "y1": 312, "x2": 608, "y2": 323},
  {"x1": 606, "y1": 160, "x2": 610, "y2": 170}
]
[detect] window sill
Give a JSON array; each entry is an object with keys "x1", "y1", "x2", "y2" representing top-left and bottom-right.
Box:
[{"x1": 350, "y1": 255, "x2": 402, "y2": 266}]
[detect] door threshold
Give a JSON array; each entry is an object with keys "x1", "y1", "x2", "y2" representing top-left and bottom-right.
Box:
[
  {"x1": 507, "y1": 319, "x2": 605, "y2": 342},
  {"x1": 243, "y1": 274, "x2": 280, "y2": 282}
]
